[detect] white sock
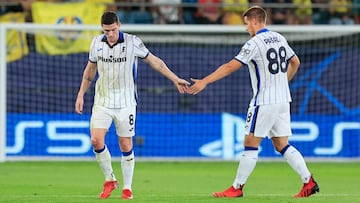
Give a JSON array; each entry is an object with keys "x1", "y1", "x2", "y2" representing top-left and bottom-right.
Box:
[
  {"x1": 282, "y1": 145, "x2": 311, "y2": 183},
  {"x1": 232, "y1": 148, "x2": 258, "y2": 189},
  {"x1": 95, "y1": 145, "x2": 116, "y2": 181},
  {"x1": 121, "y1": 150, "x2": 135, "y2": 190}
]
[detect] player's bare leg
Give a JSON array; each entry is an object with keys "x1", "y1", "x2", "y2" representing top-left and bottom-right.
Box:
[{"x1": 92, "y1": 128, "x2": 118, "y2": 199}]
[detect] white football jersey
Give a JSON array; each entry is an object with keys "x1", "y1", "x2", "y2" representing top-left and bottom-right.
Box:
[
  {"x1": 89, "y1": 32, "x2": 149, "y2": 108},
  {"x1": 235, "y1": 28, "x2": 295, "y2": 106}
]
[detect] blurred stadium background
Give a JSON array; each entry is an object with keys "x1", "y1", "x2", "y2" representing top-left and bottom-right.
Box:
[{"x1": 0, "y1": 1, "x2": 359, "y2": 162}]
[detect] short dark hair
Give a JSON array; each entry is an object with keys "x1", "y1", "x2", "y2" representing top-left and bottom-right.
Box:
[
  {"x1": 243, "y1": 6, "x2": 267, "y2": 24},
  {"x1": 101, "y1": 11, "x2": 119, "y2": 25}
]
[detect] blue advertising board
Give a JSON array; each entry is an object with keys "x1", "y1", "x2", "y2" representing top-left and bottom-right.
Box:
[
  {"x1": 6, "y1": 113, "x2": 360, "y2": 159},
  {"x1": 5, "y1": 36, "x2": 360, "y2": 159}
]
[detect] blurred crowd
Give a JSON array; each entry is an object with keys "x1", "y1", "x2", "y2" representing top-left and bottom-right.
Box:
[{"x1": 1, "y1": 0, "x2": 360, "y2": 25}]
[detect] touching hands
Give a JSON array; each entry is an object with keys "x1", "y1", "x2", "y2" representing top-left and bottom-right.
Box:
[
  {"x1": 173, "y1": 77, "x2": 208, "y2": 95},
  {"x1": 174, "y1": 78, "x2": 191, "y2": 94},
  {"x1": 186, "y1": 78, "x2": 207, "y2": 95}
]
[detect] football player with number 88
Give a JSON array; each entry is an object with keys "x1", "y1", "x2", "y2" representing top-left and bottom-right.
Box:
[{"x1": 187, "y1": 5, "x2": 319, "y2": 198}]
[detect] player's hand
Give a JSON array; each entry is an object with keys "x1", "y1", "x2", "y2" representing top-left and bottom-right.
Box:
[
  {"x1": 75, "y1": 96, "x2": 84, "y2": 114},
  {"x1": 187, "y1": 78, "x2": 207, "y2": 95},
  {"x1": 174, "y1": 78, "x2": 190, "y2": 94}
]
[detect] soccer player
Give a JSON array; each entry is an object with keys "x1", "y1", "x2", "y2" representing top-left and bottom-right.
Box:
[
  {"x1": 187, "y1": 6, "x2": 319, "y2": 198},
  {"x1": 75, "y1": 11, "x2": 189, "y2": 199}
]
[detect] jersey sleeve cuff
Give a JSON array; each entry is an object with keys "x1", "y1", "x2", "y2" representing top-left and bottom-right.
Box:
[
  {"x1": 288, "y1": 54, "x2": 295, "y2": 61},
  {"x1": 234, "y1": 58, "x2": 246, "y2": 65},
  {"x1": 141, "y1": 52, "x2": 150, "y2": 59}
]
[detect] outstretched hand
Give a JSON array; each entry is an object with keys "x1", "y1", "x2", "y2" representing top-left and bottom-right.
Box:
[
  {"x1": 186, "y1": 78, "x2": 207, "y2": 95},
  {"x1": 174, "y1": 78, "x2": 191, "y2": 94}
]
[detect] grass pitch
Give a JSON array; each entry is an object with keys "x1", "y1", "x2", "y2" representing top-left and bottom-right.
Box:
[{"x1": 0, "y1": 161, "x2": 359, "y2": 203}]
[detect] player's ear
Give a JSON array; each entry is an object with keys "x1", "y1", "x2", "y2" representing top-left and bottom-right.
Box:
[{"x1": 252, "y1": 18, "x2": 258, "y2": 25}]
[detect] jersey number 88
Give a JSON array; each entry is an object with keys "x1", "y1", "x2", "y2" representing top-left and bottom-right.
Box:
[{"x1": 267, "y1": 46, "x2": 287, "y2": 74}]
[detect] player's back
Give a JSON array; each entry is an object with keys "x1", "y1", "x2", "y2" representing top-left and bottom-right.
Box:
[{"x1": 246, "y1": 29, "x2": 294, "y2": 106}]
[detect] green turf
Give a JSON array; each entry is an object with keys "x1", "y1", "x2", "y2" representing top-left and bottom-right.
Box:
[{"x1": 0, "y1": 161, "x2": 359, "y2": 203}]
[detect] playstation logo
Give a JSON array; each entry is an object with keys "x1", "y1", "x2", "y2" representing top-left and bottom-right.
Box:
[{"x1": 199, "y1": 113, "x2": 262, "y2": 160}]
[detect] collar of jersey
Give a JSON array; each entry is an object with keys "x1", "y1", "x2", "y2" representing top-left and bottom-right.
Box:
[
  {"x1": 101, "y1": 31, "x2": 124, "y2": 47},
  {"x1": 256, "y1": 28, "x2": 269, "y2": 35}
]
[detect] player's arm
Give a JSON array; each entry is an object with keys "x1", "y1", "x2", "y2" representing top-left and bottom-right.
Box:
[
  {"x1": 75, "y1": 61, "x2": 97, "y2": 114},
  {"x1": 143, "y1": 52, "x2": 190, "y2": 94},
  {"x1": 187, "y1": 59, "x2": 243, "y2": 95},
  {"x1": 287, "y1": 54, "x2": 300, "y2": 82}
]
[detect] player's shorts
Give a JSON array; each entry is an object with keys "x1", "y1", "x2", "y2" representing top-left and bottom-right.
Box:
[
  {"x1": 90, "y1": 105, "x2": 136, "y2": 137},
  {"x1": 244, "y1": 103, "x2": 292, "y2": 138}
]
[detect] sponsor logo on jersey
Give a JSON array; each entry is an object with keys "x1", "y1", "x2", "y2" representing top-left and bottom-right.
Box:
[{"x1": 98, "y1": 56, "x2": 127, "y2": 63}]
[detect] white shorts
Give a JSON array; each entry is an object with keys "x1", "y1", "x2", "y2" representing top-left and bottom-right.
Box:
[
  {"x1": 244, "y1": 103, "x2": 292, "y2": 138},
  {"x1": 90, "y1": 105, "x2": 136, "y2": 137}
]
